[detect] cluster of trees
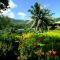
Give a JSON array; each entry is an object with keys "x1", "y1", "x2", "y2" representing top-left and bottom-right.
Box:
[
  {"x1": 0, "y1": 16, "x2": 11, "y2": 30},
  {"x1": 0, "y1": 0, "x2": 10, "y2": 29},
  {"x1": 0, "y1": 1, "x2": 55, "y2": 32}
]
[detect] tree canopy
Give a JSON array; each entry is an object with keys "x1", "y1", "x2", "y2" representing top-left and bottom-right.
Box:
[
  {"x1": 0, "y1": 16, "x2": 11, "y2": 30},
  {"x1": 0, "y1": 0, "x2": 9, "y2": 10}
]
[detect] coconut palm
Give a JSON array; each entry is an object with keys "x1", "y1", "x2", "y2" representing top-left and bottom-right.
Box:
[{"x1": 28, "y1": 2, "x2": 53, "y2": 32}]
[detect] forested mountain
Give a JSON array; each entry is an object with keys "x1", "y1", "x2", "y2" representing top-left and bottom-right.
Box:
[
  {"x1": 0, "y1": 16, "x2": 29, "y2": 25},
  {"x1": 10, "y1": 19, "x2": 29, "y2": 25},
  {"x1": 0, "y1": 16, "x2": 29, "y2": 29}
]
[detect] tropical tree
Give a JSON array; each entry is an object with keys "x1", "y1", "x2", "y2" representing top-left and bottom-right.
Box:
[
  {"x1": 0, "y1": 16, "x2": 11, "y2": 30},
  {"x1": 28, "y1": 2, "x2": 53, "y2": 32},
  {"x1": 0, "y1": 0, "x2": 9, "y2": 10}
]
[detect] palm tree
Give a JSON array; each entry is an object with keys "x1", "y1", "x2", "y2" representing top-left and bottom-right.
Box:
[{"x1": 28, "y1": 2, "x2": 53, "y2": 32}]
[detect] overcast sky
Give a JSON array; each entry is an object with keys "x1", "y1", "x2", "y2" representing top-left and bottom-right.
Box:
[{"x1": 1, "y1": 0, "x2": 60, "y2": 20}]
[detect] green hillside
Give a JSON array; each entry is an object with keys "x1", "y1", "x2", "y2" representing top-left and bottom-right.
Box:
[
  {"x1": 11, "y1": 19, "x2": 29, "y2": 25},
  {"x1": 53, "y1": 17, "x2": 60, "y2": 22}
]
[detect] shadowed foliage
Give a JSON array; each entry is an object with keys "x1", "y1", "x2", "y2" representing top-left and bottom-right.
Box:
[{"x1": 0, "y1": 0, "x2": 9, "y2": 10}]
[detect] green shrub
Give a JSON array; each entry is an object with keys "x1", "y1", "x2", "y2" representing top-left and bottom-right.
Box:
[{"x1": 0, "y1": 32, "x2": 20, "y2": 60}]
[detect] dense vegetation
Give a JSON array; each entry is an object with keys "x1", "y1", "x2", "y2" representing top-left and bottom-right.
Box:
[{"x1": 0, "y1": 1, "x2": 60, "y2": 60}]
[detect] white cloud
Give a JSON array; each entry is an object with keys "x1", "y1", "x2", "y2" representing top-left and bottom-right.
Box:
[
  {"x1": 1, "y1": 9, "x2": 15, "y2": 18},
  {"x1": 0, "y1": 0, "x2": 17, "y2": 18},
  {"x1": 18, "y1": 12, "x2": 26, "y2": 19},
  {"x1": 8, "y1": 0, "x2": 17, "y2": 8},
  {"x1": 18, "y1": 12, "x2": 26, "y2": 17}
]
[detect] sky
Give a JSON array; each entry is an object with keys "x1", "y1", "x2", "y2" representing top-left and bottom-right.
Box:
[{"x1": 1, "y1": 0, "x2": 60, "y2": 20}]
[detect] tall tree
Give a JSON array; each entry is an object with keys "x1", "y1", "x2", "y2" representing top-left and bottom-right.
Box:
[
  {"x1": 0, "y1": 0, "x2": 9, "y2": 10},
  {"x1": 0, "y1": 16, "x2": 11, "y2": 30},
  {"x1": 28, "y1": 2, "x2": 53, "y2": 32}
]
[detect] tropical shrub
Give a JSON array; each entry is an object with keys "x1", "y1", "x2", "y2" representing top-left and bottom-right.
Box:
[
  {"x1": 0, "y1": 32, "x2": 20, "y2": 60},
  {"x1": 0, "y1": 29, "x2": 60, "y2": 60},
  {"x1": 15, "y1": 29, "x2": 60, "y2": 60}
]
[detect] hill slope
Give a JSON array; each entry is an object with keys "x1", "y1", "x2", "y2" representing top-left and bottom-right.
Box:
[{"x1": 11, "y1": 19, "x2": 29, "y2": 25}]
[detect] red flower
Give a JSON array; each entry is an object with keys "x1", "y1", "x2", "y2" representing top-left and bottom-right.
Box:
[{"x1": 48, "y1": 50, "x2": 57, "y2": 55}]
